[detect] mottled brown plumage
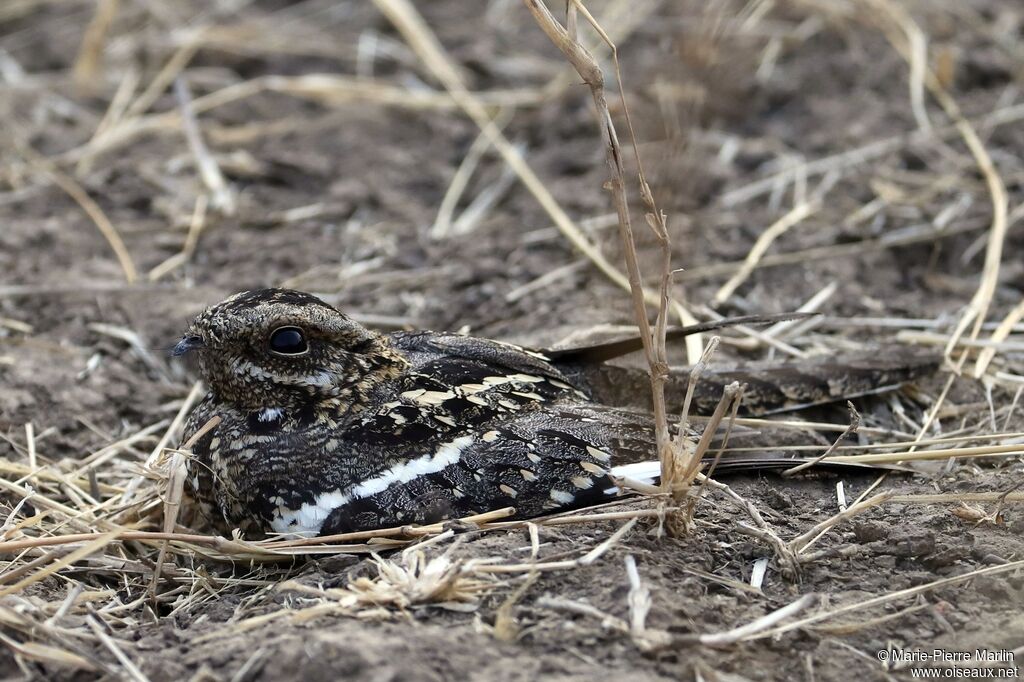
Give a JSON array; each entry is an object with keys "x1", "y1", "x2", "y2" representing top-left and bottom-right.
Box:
[{"x1": 176, "y1": 288, "x2": 938, "y2": 538}]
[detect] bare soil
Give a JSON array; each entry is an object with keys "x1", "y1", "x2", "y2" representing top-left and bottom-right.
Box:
[{"x1": 1, "y1": 1, "x2": 1023, "y2": 681}]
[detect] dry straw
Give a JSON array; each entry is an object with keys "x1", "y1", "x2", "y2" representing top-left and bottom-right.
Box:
[{"x1": 1, "y1": 0, "x2": 1023, "y2": 676}]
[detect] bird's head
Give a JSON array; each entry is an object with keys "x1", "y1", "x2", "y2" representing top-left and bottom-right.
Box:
[{"x1": 174, "y1": 289, "x2": 401, "y2": 410}]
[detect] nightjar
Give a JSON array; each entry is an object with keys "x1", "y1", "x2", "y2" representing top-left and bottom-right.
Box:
[{"x1": 174, "y1": 288, "x2": 938, "y2": 538}]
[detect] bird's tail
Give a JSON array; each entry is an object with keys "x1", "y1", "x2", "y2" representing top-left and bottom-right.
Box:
[{"x1": 566, "y1": 347, "x2": 942, "y2": 416}]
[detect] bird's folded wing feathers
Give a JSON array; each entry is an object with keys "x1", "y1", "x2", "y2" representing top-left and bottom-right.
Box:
[
  {"x1": 545, "y1": 312, "x2": 818, "y2": 364},
  {"x1": 389, "y1": 330, "x2": 572, "y2": 382}
]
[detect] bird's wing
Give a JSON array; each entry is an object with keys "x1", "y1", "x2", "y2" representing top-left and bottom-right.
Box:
[
  {"x1": 545, "y1": 312, "x2": 816, "y2": 364},
  {"x1": 389, "y1": 330, "x2": 571, "y2": 383},
  {"x1": 318, "y1": 394, "x2": 913, "y2": 536},
  {"x1": 316, "y1": 401, "x2": 657, "y2": 535},
  {"x1": 338, "y1": 331, "x2": 600, "y2": 479},
  {"x1": 563, "y1": 347, "x2": 942, "y2": 415}
]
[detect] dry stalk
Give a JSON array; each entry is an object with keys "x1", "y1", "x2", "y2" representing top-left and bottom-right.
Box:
[
  {"x1": 12, "y1": 142, "x2": 137, "y2": 283},
  {"x1": 862, "y1": 0, "x2": 1009, "y2": 361},
  {"x1": 476, "y1": 518, "x2": 637, "y2": 574},
  {"x1": 431, "y1": 107, "x2": 514, "y2": 239},
  {"x1": 624, "y1": 555, "x2": 672, "y2": 651},
  {"x1": 677, "y1": 337, "x2": 721, "y2": 438},
  {"x1": 974, "y1": 297, "x2": 1024, "y2": 378},
  {"x1": 0, "y1": 531, "x2": 123, "y2": 599},
  {"x1": 660, "y1": 336, "x2": 722, "y2": 508},
  {"x1": 541, "y1": 571, "x2": 818, "y2": 651},
  {"x1": 754, "y1": 559, "x2": 1024, "y2": 641},
  {"x1": 789, "y1": 491, "x2": 895, "y2": 555},
  {"x1": 688, "y1": 381, "x2": 744, "y2": 511},
  {"x1": 783, "y1": 402, "x2": 861, "y2": 476},
  {"x1": 679, "y1": 214, "x2": 1006, "y2": 284},
  {"x1": 125, "y1": 32, "x2": 204, "y2": 121},
  {"x1": 682, "y1": 381, "x2": 743, "y2": 486},
  {"x1": 491, "y1": 570, "x2": 538, "y2": 642},
  {"x1": 86, "y1": 615, "x2": 150, "y2": 682},
  {"x1": 713, "y1": 201, "x2": 818, "y2": 304},
  {"x1": 374, "y1": 0, "x2": 704, "y2": 366},
  {"x1": 89, "y1": 64, "x2": 140, "y2": 144},
  {"x1": 147, "y1": 450, "x2": 187, "y2": 600},
  {"x1": 65, "y1": 74, "x2": 544, "y2": 168},
  {"x1": 148, "y1": 193, "x2": 209, "y2": 281},
  {"x1": 0, "y1": 631, "x2": 99, "y2": 674},
  {"x1": 718, "y1": 96, "x2": 1024, "y2": 208},
  {"x1": 697, "y1": 594, "x2": 819, "y2": 647},
  {"x1": 699, "y1": 474, "x2": 799, "y2": 579},
  {"x1": 144, "y1": 382, "x2": 205, "y2": 468},
  {"x1": 522, "y1": 0, "x2": 692, "y2": 524},
  {"x1": 72, "y1": 0, "x2": 119, "y2": 90},
  {"x1": 173, "y1": 77, "x2": 236, "y2": 215}
]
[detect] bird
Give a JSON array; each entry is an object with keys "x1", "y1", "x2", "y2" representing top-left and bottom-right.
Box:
[{"x1": 173, "y1": 288, "x2": 939, "y2": 538}]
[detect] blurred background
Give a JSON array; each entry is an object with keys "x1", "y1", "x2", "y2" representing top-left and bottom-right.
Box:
[{"x1": 2, "y1": 2, "x2": 1024, "y2": 680}]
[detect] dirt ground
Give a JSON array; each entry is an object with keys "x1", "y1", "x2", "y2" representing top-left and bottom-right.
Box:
[{"x1": 2, "y1": 1, "x2": 1024, "y2": 680}]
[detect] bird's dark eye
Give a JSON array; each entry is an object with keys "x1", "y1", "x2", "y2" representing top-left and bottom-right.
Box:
[{"x1": 268, "y1": 327, "x2": 308, "y2": 355}]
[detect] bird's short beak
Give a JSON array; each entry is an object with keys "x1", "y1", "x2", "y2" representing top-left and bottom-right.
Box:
[{"x1": 172, "y1": 335, "x2": 205, "y2": 357}]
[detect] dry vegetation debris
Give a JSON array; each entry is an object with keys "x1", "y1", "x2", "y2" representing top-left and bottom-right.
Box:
[{"x1": 1, "y1": 0, "x2": 1023, "y2": 680}]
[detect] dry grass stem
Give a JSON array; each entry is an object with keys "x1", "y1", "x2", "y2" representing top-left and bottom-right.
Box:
[
  {"x1": 86, "y1": 615, "x2": 150, "y2": 682},
  {"x1": 375, "y1": 0, "x2": 704, "y2": 368},
  {"x1": 522, "y1": 0, "x2": 708, "y2": 530},
  {"x1": 719, "y1": 102, "x2": 1024, "y2": 208},
  {"x1": 755, "y1": 559, "x2": 1024, "y2": 641},
  {"x1": 71, "y1": 0, "x2": 119, "y2": 90},
  {"x1": 147, "y1": 182, "x2": 210, "y2": 281},
  {"x1": 864, "y1": 0, "x2": 1009, "y2": 360},
  {"x1": 698, "y1": 474, "x2": 798, "y2": 578},
  {"x1": 678, "y1": 337, "x2": 721, "y2": 433},
  {"x1": 431, "y1": 107, "x2": 514, "y2": 239},
  {"x1": 173, "y1": 77, "x2": 236, "y2": 215},
  {"x1": 783, "y1": 402, "x2": 861, "y2": 475},
  {"x1": 973, "y1": 297, "x2": 1024, "y2": 378},
  {"x1": 713, "y1": 201, "x2": 818, "y2": 304},
  {"x1": 477, "y1": 518, "x2": 637, "y2": 574},
  {"x1": 698, "y1": 594, "x2": 819, "y2": 647},
  {"x1": 624, "y1": 555, "x2": 672, "y2": 651},
  {"x1": 15, "y1": 144, "x2": 137, "y2": 282},
  {"x1": 66, "y1": 75, "x2": 544, "y2": 166}
]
